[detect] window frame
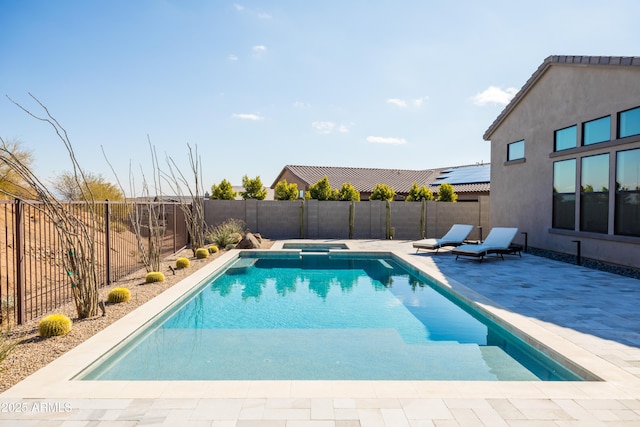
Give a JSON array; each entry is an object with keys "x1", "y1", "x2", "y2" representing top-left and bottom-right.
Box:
[
  {"x1": 554, "y1": 125, "x2": 577, "y2": 152},
  {"x1": 618, "y1": 106, "x2": 640, "y2": 139},
  {"x1": 507, "y1": 139, "x2": 525, "y2": 162},
  {"x1": 582, "y1": 115, "x2": 611, "y2": 146}
]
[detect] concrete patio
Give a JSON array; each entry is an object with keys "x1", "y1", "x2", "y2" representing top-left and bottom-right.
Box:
[{"x1": 1, "y1": 239, "x2": 639, "y2": 426}]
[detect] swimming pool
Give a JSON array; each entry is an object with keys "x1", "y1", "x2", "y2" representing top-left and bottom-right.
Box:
[{"x1": 78, "y1": 251, "x2": 586, "y2": 381}]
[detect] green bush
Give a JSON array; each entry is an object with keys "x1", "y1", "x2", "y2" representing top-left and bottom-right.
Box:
[
  {"x1": 176, "y1": 257, "x2": 190, "y2": 269},
  {"x1": 195, "y1": 248, "x2": 209, "y2": 259},
  {"x1": 338, "y1": 182, "x2": 360, "y2": 201},
  {"x1": 437, "y1": 183, "x2": 458, "y2": 202},
  {"x1": 240, "y1": 175, "x2": 267, "y2": 200},
  {"x1": 405, "y1": 182, "x2": 434, "y2": 201},
  {"x1": 107, "y1": 287, "x2": 131, "y2": 303},
  {"x1": 370, "y1": 183, "x2": 395, "y2": 201},
  {"x1": 145, "y1": 272, "x2": 166, "y2": 283},
  {"x1": 38, "y1": 314, "x2": 72, "y2": 337},
  {"x1": 210, "y1": 178, "x2": 237, "y2": 200},
  {"x1": 274, "y1": 179, "x2": 299, "y2": 200},
  {"x1": 307, "y1": 176, "x2": 336, "y2": 200}
]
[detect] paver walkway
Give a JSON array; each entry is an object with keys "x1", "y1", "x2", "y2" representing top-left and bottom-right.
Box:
[{"x1": 1, "y1": 239, "x2": 639, "y2": 426}]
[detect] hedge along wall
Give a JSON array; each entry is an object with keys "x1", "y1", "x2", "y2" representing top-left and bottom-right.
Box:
[{"x1": 203, "y1": 196, "x2": 490, "y2": 240}]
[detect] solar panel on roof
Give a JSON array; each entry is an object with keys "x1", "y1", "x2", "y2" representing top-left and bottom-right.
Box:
[{"x1": 434, "y1": 165, "x2": 490, "y2": 184}]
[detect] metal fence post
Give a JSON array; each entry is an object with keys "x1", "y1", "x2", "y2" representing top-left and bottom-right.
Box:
[
  {"x1": 105, "y1": 200, "x2": 112, "y2": 286},
  {"x1": 14, "y1": 199, "x2": 25, "y2": 325}
]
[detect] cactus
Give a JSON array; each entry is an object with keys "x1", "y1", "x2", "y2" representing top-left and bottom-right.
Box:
[
  {"x1": 38, "y1": 314, "x2": 72, "y2": 337},
  {"x1": 195, "y1": 248, "x2": 209, "y2": 259},
  {"x1": 107, "y1": 287, "x2": 131, "y2": 303},
  {"x1": 207, "y1": 245, "x2": 219, "y2": 254},
  {"x1": 145, "y1": 271, "x2": 166, "y2": 283},
  {"x1": 176, "y1": 257, "x2": 191, "y2": 269}
]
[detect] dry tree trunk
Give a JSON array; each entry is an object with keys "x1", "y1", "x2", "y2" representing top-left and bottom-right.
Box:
[
  {"x1": 0, "y1": 94, "x2": 100, "y2": 318},
  {"x1": 103, "y1": 138, "x2": 164, "y2": 272},
  {"x1": 163, "y1": 144, "x2": 205, "y2": 256}
]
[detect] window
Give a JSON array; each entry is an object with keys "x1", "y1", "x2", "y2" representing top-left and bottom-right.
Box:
[
  {"x1": 615, "y1": 148, "x2": 640, "y2": 236},
  {"x1": 507, "y1": 140, "x2": 525, "y2": 161},
  {"x1": 554, "y1": 125, "x2": 577, "y2": 151},
  {"x1": 583, "y1": 116, "x2": 610, "y2": 146},
  {"x1": 580, "y1": 154, "x2": 609, "y2": 233},
  {"x1": 619, "y1": 106, "x2": 640, "y2": 138},
  {"x1": 553, "y1": 159, "x2": 576, "y2": 229}
]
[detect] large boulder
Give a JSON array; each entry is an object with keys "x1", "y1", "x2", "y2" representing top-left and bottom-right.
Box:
[{"x1": 236, "y1": 232, "x2": 261, "y2": 249}]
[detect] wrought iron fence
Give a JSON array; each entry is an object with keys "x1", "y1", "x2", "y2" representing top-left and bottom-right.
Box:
[{"x1": 0, "y1": 200, "x2": 188, "y2": 325}]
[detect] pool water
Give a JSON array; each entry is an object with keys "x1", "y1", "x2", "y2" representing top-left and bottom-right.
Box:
[{"x1": 80, "y1": 253, "x2": 584, "y2": 381}]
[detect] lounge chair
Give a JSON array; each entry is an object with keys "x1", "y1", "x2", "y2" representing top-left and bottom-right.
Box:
[
  {"x1": 412, "y1": 224, "x2": 474, "y2": 253},
  {"x1": 451, "y1": 227, "x2": 520, "y2": 262}
]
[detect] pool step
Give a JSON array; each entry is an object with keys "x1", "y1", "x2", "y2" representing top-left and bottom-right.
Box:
[{"x1": 226, "y1": 258, "x2": 257, "y2": 274}]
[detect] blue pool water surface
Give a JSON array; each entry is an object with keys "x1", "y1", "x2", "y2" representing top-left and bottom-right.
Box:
[{"x1": 81, "y1": 253, "x2": 584, "y2": 381}]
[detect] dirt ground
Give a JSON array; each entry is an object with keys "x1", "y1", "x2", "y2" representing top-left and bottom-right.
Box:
[{"x1": 0, "y1": 240, "x2": 273, "y2": 393}]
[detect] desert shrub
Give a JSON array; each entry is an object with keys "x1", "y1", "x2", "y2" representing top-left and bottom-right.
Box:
[
  {"x1": 437, "y1": 183, "x2": 458, "y2": 202},
  {"x1": 145, "y1": 272, "x2": 166, "y2": 283},
  {"x1": 338, "y1": 182, "x2": 360, "y2": 201},
  {"x1": 176, "y1": 257, "x2": 190, "y2": 269},
  {"x1": 195, "y1": 248, "x2": 209, "y2": 259},
  {"x1": 274, "y1": 179, "x2": 299, "y2": 200},
  {"x1": 0, "y1": 328, "x2": 17, "y2": 371},
  {"x1": 405, "y1": 182, "x2": 434, "y2": 201},
  {"x1": 107, "y1": 287, "x2": 131, "y2": 303},
  {"x1": 370, "y1": 183, "x2": 395, "y2": 201},
  {"x1": 207, "y1": 245, "x2": 219, "y2": 254},
  {"x1": 38, "y1": 314, "x2": 72, "y2": 337},
  {"x1": 206, "y1": 218, "x2": 247, "y2": 248}
]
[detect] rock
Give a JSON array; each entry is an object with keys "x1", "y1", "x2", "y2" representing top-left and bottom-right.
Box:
[
  {"x1": 253, "y1": 233, "x2": 263, "y2": 243},
  {"x1": 236, "y1": 232, "x2": 261, "y2": 249}
]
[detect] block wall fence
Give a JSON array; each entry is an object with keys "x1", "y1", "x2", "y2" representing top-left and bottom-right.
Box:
[{"x1": 203, "y1": 196, "x2": 490, "y2": 241}]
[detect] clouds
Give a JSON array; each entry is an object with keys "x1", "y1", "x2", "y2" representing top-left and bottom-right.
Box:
[
  {"x1": 366, "y1": 136, "x2": 407, "y2": 145},
  {"x1": 232, "y1": 113, "x2": 264, "y2": 121},
  {"x1": 386, "y1": 96, "x2": 429, "y2": 109},
  {"x1": 472, "y1": 86, "x2": 519, "y2": 106},
  {"x1": 233, "y1": 3, "x2": 271, "y2": 19},
  {"x1": 312, "y1": 121, "x2": 351, "y2": 134}
]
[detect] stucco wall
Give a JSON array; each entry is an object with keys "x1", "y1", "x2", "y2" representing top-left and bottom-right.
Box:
[{"x1": 488, "y1": 64, "x2": 640, "y2": 267}]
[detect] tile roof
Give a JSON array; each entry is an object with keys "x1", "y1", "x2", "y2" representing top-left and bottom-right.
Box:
[
  {"x1": 484, "y1": 55, "x2": 640, "y2": 140},
  {"x1": 271, "y1": 164, "x2": 490, "y2": 194}
]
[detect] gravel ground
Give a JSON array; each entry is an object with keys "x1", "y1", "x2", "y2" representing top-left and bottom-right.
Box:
[{"x1": 0, "y1": 242, "x2": 272, "y2": 393}]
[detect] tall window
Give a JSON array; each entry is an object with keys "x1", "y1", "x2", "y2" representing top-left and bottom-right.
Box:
[
  {"x1": 553, "y1": 159, "x2": 576, "y2": 229},
  {"x1": 554, "y1": 125, "x2": 577, "y2": 151},
  {"x1": 619, "y1": 106, "x2": 640, "y2": 138},
  {"x1": 583, "y1": 116, "x2": 610, "y2": 146},
  {"x1": 580, "y1": 154, "x2": 609, "y2": 233},
  {"x1": 615, "y1": 148, "x2": 640, "y2": 236},
  {"x1": 507, "y1": 140, "x2": 525, "y2": 161}
]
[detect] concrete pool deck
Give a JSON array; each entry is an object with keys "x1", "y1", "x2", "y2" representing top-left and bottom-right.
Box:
[{"x1": 1, "y1": 239, "x2": 640, "y2": 425}]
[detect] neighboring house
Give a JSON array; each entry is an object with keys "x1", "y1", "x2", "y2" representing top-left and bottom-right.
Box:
[
  {"x1": 270, "y1": 164, "x2": 490, "y2": 201},
  {"x1": 484, "y1": 55, "x2": 640, "y2": 269}
]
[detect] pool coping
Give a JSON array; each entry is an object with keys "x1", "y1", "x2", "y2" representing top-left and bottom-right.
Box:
[{"x1": 3, "y1": 245, "x2": 640, "y2": 400}]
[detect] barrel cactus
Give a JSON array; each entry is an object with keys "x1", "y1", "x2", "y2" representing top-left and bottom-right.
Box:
[
  {"x1": 107, "y1": 287, "x2": 131, "y2": 303},
  {"x1": 207, "y1": 245, "x2": 219, "y2": 254},
  {"x1": 145, "y1": 271, "x2": 166, "y2": 283},
  {"x1": 38, "y1": 314, "x2": 72, "y2": 337},
  {"x1": 176, "y1": 257, "x2": 190, "y2": 269},
  {"x1": 195, "y1": 248, "x2": 209, "y2": 259}
]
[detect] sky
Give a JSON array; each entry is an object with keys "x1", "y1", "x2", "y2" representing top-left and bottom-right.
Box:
[{"x1": 1, "y1": 0, "x2": 639, "y2": 195}]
